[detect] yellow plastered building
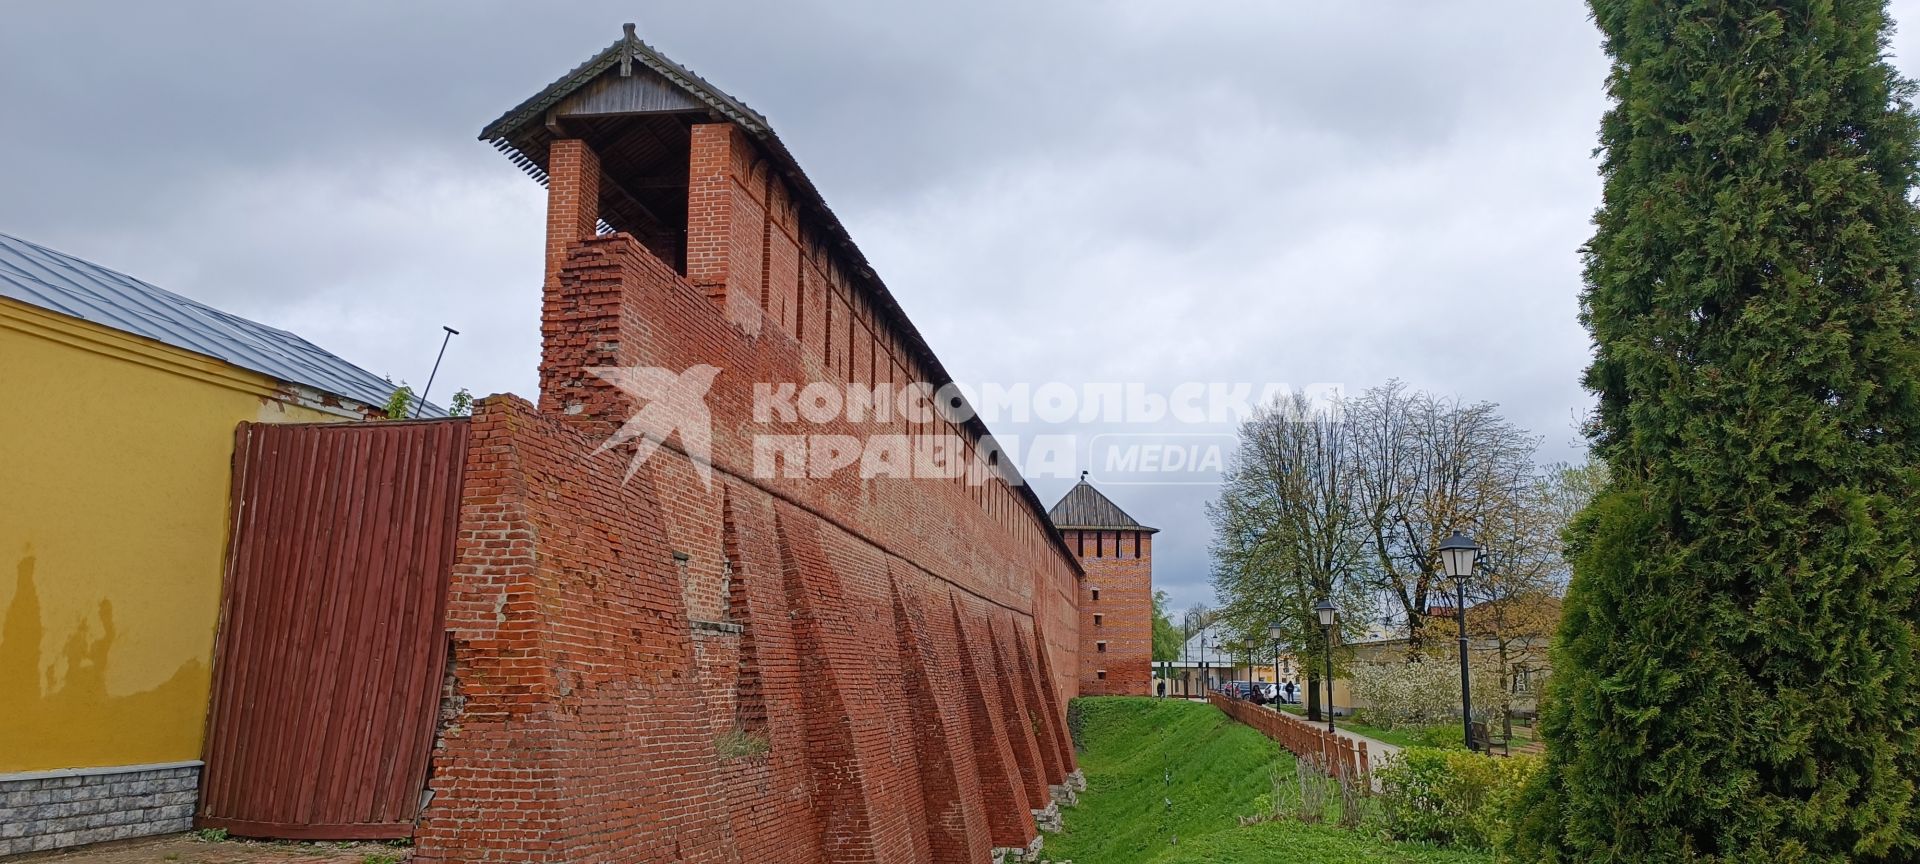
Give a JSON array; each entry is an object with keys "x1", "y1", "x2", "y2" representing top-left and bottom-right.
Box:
[{"x1": 0, "y1": 232, "x2": 425, "y2": 853}]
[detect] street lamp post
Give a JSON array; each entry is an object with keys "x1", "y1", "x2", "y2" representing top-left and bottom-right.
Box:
[
  {"x1": 1200, "y1": 637, "x2": 1216, "y2": 693},
  {"x1": 1268, "y1": 620, "x2": 1283, "y2": 699},
  {"x1": 1181, "y1": 615, "x2": 1190, "y2": 697},
  {"x1": 1439, "y1": 530, "x2": 1482, "y2": 753},
  {"x1": 1314, "y1": 598, "x2": 1336, "y2": 733}
]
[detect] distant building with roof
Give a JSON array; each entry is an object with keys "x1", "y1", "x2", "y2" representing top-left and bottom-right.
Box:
[
  {"x1": 1048, "y1": 474, "x2": 1157, "y2": 696},
  {"x1": 1165, "y1": 624, "x2": 1301, "y2": 697},
  {"x1": 0, "y1": 232, "x2": 426, "y2": 851}
]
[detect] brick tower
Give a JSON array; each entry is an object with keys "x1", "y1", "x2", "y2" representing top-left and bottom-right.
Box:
[{"x1": 1049, "y1": 474, "x2": 1157, "y2": 696}]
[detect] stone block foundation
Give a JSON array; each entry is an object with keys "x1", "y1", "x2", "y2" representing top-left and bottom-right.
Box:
[{"x1": 0, "y1": 761, "x2": 200, "y2": 856}]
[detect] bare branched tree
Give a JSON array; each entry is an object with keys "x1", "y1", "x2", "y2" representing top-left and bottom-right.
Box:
[
  {"x1": 1210, "y1": 381, "x2": 1587, "y2": 726},
  {"x1": 1208, "y1": 392, "x2": 1370, "y2": 720},
  {"x1": 1347, "y1": 381, "x2": 1541, "y2": 651},
  {"x1": 1421, "y1": 462, "x2": 1600, "y2": 733}
]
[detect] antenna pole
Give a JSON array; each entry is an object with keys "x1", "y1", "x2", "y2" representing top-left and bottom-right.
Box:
[{"x1": 415, "y1": 325, "x2": 460, "y2": 418}]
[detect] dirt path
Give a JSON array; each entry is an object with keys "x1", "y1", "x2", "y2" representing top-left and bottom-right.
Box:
[{"x1": 9, "y1": 835, "x2": 410, "y2": 864}]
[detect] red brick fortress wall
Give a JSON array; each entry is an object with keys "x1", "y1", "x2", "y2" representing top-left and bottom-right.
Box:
[
  {"x1": 1067, "y1": 530, "x2": 1154, "y2": 696},
  {"x1": 414, "y1": 126, "x2": 1083, "y2": 863}
]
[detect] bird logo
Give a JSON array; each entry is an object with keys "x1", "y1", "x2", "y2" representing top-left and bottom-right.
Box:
[{"x1": 587, "y1": 364, "x2": 723, "y2": 488}]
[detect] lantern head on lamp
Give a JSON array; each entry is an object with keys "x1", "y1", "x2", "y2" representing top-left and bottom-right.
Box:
[
  {"x1": 1314, "y1": 598, "x2": 1336, "y2": 628},
  {"x1": 1438, "y1": 531, "x2": 1481, "y2": 583}
]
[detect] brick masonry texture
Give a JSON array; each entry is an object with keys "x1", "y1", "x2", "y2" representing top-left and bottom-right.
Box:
[
  {"x1": 0, "y1": 763, "x2": 198, "y2": 856},
  {"x1": 1069, "y1": 530, "x2": 1154, "y2": 696},
  {"x1": 413, "y1": 124, "x2": 1083, "y2": 863}
]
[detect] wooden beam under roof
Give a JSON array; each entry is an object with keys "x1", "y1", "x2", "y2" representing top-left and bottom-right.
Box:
[{"x1": 554, "y1": 62, "x2": 706, "y2": 119}]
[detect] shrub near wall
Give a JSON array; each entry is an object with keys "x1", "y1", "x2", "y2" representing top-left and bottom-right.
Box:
[
  {"x1": 1350, "y1": 660, "x2": 1508, "y2": 731},
  {"x1": 1374, "y1": 748, "x2": 1539, "y2": 852}
]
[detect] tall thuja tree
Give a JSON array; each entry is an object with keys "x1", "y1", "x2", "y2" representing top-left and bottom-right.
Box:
[{"x1": 1519, "y1": 2, "x2": 1920, "y2": 861}]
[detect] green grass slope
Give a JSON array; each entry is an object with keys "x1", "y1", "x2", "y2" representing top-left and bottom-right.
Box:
[
  {"x1": 1152, "y1": 820, "x2": 1492, "y2": 864},
  {"x1": 1044, "y1": 697, "x2": 1488, "y2": 864},
  {"x1": 1044, "y1": 697, "x2": 1281, "y2": 862}
]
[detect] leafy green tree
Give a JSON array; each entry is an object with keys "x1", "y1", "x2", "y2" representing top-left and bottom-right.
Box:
[
  {"x1": 383, "y1": 384, "x2": 414, "y2": 420},
  {"x1": 1151, "y1": 590, "x2": 1182, "y2": 663},
  {"x1": 1521, "y1": 3, "x2": 1920, "y2": 860}
]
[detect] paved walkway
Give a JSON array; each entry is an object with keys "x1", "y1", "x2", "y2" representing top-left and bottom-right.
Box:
[{"x1": 1329, "y1": 721, "x2": 1401, "y2": 769}]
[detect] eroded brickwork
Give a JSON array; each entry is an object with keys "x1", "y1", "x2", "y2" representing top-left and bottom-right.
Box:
[{"x1": 416, "y1": 119, "x2": 1081, "y2": 862}]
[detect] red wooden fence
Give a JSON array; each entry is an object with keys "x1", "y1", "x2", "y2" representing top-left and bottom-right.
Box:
[
  {"x1": 197, "y1": 419, "x2": 469, "y2": 839},
  {"x1": 1209, "y1": 694, "x2": 1371, "y2": 784}
]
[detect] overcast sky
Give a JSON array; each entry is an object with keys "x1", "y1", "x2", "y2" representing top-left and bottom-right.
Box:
[{"x1": 9, "y1": 2, "x2": 1920, "y2": 612}]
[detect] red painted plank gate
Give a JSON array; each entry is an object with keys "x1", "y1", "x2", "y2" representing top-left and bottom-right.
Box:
[{"x1": 197, "y1": 419, "x2": 469, "y2": 839}]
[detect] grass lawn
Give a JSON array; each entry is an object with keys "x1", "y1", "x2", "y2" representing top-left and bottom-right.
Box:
[
  {"x1": 1044, "y1": 697, "x2": 1490, "y2": 864},
  {"x1": 1334, "y1": 720, "x2": 1431, "y2": 750},
  {"x1": 1157, "y1": 820, "x2": 1493, "y2": 864}
]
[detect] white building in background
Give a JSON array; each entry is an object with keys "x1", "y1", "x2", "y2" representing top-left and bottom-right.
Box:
[{"x1": 1162, "y1": 625, "x2": 1299, "y2": 697}]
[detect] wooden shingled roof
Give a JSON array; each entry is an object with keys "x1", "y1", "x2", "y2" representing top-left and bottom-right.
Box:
[{"x1": 1048, "y1": 476, "x2": 1159, "y2": 533}]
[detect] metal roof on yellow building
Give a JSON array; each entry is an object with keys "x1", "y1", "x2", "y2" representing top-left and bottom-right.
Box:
[{"x1": 0, "y1": 232, "x2": 438, "y2": 415}]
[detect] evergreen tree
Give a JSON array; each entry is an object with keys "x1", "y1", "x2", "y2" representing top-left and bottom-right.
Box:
[{"x1": 1521, "y1": 3, "x2": 1920, "y2": 861}]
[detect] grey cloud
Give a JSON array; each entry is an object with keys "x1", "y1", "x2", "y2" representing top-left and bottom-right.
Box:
[{"x1": 9, "y1": 2, "x2": 1919, "y2": 610}]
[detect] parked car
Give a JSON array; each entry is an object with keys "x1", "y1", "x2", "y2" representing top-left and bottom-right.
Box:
[
  {"x1": 1255, "y1": 682, "x2": 1279, "y2": 702},
  {"x1": 1219, "y1": 681, "x2": 1255, "y2": 699}
]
